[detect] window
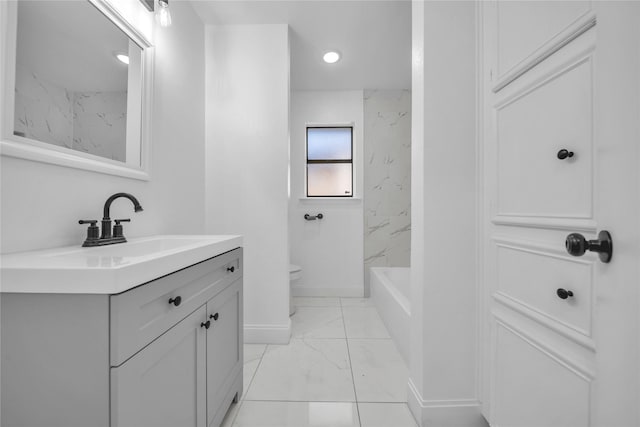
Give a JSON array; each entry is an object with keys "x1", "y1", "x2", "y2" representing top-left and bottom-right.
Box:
[{"x1": 306, "y1": 127, "x2": 353, "y2": 197}]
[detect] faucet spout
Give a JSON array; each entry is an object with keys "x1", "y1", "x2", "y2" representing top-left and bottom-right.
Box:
[
  {"x1": 103, "y1": 192, "x2": 143, "y2": 220},
  {"x1": 100, "y1": 193, "x2": 143, "y2": 239}
]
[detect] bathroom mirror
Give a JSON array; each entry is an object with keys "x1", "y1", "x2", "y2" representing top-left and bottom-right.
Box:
[{"x1": 0, "y1": 0, "x2": 153, "y2": 180}]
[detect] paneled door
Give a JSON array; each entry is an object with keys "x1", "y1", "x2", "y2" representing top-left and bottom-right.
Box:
[{"x1": 482, "y1": 1, "x2": 640, "y2": 426}]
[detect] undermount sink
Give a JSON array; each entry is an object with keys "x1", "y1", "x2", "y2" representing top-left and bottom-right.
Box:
[{"x1": 1, "y1": 235, "x2": 242, "y2": 294}]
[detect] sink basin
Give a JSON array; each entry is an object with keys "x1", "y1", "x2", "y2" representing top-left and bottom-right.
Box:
[
  {"x1": 48, "y1": 236, "x2": 224, "y2": 260},
  {"x1": 1, "y1": 235, "x2": 242, "y2": 294}
]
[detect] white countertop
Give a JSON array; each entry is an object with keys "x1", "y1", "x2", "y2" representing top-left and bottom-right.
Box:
[{"x1": 0, "y1": 235, "x2": 242, "y2": 294}]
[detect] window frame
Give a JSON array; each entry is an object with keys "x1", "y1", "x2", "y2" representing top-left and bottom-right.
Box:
[{"x1": 305, "y1": 126, "x2": 354, "y2": 198}]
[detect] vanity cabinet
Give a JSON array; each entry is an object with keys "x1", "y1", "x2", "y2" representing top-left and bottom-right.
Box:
[
  {"x1": 1, "y1": 247, "x2": 243, "y2": 427},
  {"x1": 206, "y1": 283, "x2": 242, "y2": 427},
  {"x1": 111, "y1": 306, "x2": 207, "y2": 427}
]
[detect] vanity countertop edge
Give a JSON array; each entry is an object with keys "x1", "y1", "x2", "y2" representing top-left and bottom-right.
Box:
[{"x1": 0, "y1": 235, "x2": 243, "y2": 294}]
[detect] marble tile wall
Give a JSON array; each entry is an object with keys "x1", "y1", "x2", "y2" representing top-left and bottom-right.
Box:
[
  {"x1": 363, "y1": 90, "x2": 411, "y2": 290},
  {"x1": 72, "y1": 91, "x2": 127, "y2": 161},
  {"x1": 14, "y1": 66, "x2": 127, "y2": 161},
  {"x1": 14, "y1": 66, "x2": 74, "y2": 148}
]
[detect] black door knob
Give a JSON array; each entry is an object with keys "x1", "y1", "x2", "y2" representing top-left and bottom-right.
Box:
[
  {"x1": 210, "y1": 312, "x2": 219, "y2": 321},
  {"x1": 168, "y1": 296, "x2": 182, "y2": 307},
  {"x1": 227, "y1": 266, "x2": 235, "y2": 273},
  {"x1": 201, "y1": 320, "x2": 211, "y2": 329},
  {"x1": 565, "y1": 230, "x2": 613, "y2": 263},
  {"x1": 556, "y1": 288, "x2": 574, "y2": 299},
  {"x1": 557, "y1": 149, "x2": 574, "y2": 160}
]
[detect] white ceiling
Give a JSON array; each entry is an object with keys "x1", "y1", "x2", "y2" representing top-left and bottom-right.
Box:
[{"x1": 190, "y1": 0, "x2": 412, "y2": 91}]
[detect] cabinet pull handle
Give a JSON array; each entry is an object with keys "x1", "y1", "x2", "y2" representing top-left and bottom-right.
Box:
[
  {"x1": 201, "y1": 320, "x2": 211, "y2": 329},
  {"x1": 210, "y1": 312, "x2": 219, "y2": 321},
  {"x1": 168, "y1": 296, "x2": 182, "y2": 307},
  {"x1": 227, "y1": 266, "x2": 235, "y2": 273},
  {"x1": 557, "y1": 149, "x2": 574, "y2": 160},
  {"x1": 556, "y1": 288, "x2": 574, "y2": 300},
  {"x1": 304, "y1": 213, "x2": 324, "y2": 221}
]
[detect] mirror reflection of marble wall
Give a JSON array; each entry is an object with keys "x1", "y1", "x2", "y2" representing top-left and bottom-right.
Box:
[{"x1": 13, "y1": 0, "x2": 142, "y2": 163}]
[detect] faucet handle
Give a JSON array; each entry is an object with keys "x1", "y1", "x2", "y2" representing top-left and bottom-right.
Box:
[
  {"x1": 78, "y1": 220, "x2": 99, "y2": 241},
  {"x1": 113, "y1": 219, "x2": 131, "y2": 239}
]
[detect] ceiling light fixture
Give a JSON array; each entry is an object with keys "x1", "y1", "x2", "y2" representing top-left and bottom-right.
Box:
[
  {"x1": 115, "y1": 53, "x2": 130, "y2": 65},
  {"x1": 156, "y1": 0, "x2": 172, "y2": 27},
  {"x1": 323, "y1": 51, "x2": 341, "y2": 64}
]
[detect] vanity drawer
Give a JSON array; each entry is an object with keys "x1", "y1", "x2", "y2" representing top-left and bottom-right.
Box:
[{"x1": 110, "y1": 248, "x2": 242, "y2": 366}]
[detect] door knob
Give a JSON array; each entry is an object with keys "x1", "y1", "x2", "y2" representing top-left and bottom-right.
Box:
[
  {"x1": 201, "y1": 320, "x2": 211, "y2": 330},
  {"x1": 565, "y1": 230, "x2": 613, "y2": 263}
]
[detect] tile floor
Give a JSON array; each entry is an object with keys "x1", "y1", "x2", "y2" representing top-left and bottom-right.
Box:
[{"x1": 220, "y1": 297, "x2": 418, "y2": 427}]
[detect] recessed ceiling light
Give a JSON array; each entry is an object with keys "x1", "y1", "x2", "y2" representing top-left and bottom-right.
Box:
[
  {"x1": 115, "y1": 53, "x2": 129, "y2": 65},
  {"x1": 323, "y1": 51, "x2": 341, "y2": 64}
]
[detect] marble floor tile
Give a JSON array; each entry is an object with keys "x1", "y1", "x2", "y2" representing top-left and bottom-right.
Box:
[
  {"x1": 243, "y1": 344, "x2": 267, "y2": 394},
  {"x1": 348, "y1": 339, "x2": 408, "y2": 402},
  {"x1": 231, "y1": 401, "x2": 360, "y2": 427},
  {"x1": 358, "y1": 403, "x2": 418, "y2": 427},
  {"x1": 340, "y1": 297, "x2": 375, "y2": 307},
  {"x1": 293, "y1": 297, "x2": 341, "y2": 307},
  {"x1": 245, "y1": 339, "x2": 356, "y2": 402},
  {"x1": 244, "y1": 344, "x2": 267, "y2": 364},
  {"x1": 220, "y1": 401, "x2": 243, "y2": 427},
  {"x1": 291, "y1": 307, "x2": 346, "y2": 339},
  {"x1": 342, "y1": 307, "x2": 390, "y2": 339}
]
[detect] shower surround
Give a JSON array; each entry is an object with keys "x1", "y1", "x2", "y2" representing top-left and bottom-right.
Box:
[{"x1": 363, "y1": 90, "x2": 411, "y2": 293}]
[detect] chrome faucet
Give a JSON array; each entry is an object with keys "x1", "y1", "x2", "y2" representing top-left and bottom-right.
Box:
[{"x1": 78, "y1": 193, "x2": 143, "y2": 247}]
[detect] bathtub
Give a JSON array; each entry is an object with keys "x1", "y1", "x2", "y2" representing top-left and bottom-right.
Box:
[{"x1": 370, "y1": 267, "x2": 410, "y2": 364}]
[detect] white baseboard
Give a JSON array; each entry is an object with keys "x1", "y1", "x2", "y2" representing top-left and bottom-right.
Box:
[
  {"x1": 407, "y1": 379, "x2": 488, "y2": 427},
  {"x1": 292, "y1": 286, "x2": 363, "y2": 297},
  {"x1": 244, "y1": 319, "x2": 291, "y2": 344}
]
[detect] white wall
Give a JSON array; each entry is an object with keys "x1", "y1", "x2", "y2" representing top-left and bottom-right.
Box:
[
  {"x1": 289, "y1": 91, "x2": 364, "y2": 297},
  {"x1": 205, "y1": 25, "x2": 291, "y2": 344},
  {"x1": 409, "y1": 1, "x2": 485, "y2": 426},
  {"x1": 1, "y1": 1, "x2": 206, "y2": 254}
]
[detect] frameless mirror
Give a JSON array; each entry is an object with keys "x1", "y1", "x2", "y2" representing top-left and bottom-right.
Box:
[{"x1": 1, "y1": 0, "x2": 153, "y2": 180}]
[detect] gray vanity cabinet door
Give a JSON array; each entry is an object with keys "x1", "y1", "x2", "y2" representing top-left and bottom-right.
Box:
[
  {"x1": 111, "y1": 306, "x2": 207, "y2": 427},
  {"x1": 207, "y1": 279, "x2": 243, "y2": 427}
]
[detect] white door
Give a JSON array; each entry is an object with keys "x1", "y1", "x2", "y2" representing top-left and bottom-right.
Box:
[{"x1": 481, "y1": 1, "x2": 640, "y2": 426}]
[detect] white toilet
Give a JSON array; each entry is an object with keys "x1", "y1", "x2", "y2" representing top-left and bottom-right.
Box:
[{"x1": 289, "y1": 264, "x2": 302, "y2": 316}]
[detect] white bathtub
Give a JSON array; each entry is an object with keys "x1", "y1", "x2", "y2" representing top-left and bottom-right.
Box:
[{"x1": 370, "y1": 267, "x2": 410, "y2": 364}]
